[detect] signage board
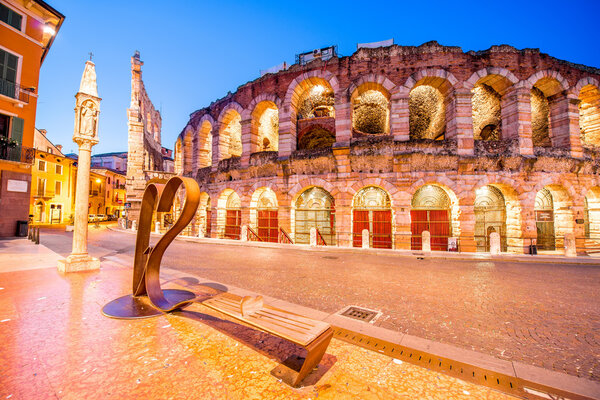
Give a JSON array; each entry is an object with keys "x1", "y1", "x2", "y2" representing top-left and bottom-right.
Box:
[{"x1": 7, "y1": 179, "x2": 28, "y2": 193}]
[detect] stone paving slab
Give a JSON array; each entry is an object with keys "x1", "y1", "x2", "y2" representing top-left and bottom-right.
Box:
[{"x1": 0, "y1": 242, "x2": 517, "y2": 399}]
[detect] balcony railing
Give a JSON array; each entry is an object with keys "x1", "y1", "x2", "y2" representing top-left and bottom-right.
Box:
[
  {"x1": 0, "y1": 145, "x2": 34, "y2": 164},
  {"x1": 0, "y1": 79, "x2": 31, "y2": 103}
]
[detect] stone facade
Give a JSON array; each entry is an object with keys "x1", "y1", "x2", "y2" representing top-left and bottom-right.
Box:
[
  {"x1": 125, "y1": 51, "x2": 171, "y2": 222},
  {"x1": 174, "y1": 42, "x2": 600, "y2": 254}
]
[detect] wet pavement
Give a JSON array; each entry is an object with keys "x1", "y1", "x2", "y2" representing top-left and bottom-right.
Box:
[
  {"x1": 38, "y1": 225, "x2": 600, "y2": 383},
  {"x1": 0, "y1": 239, "x2": 516, "y2": 399}
]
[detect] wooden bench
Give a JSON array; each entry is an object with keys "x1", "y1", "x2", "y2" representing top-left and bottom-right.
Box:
[{"x1": 203, "y1": 292, "x2": 333, "y2": 386}]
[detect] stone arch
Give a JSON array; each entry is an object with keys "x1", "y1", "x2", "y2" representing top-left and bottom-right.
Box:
[
  {"x1": 534, "y1": 184, "x2": 574, "y2": 251},
  {"x1": 526, "y1": 71, "x2": 570, "y2": 148},
  {"x1": 291, "y1": 185, "x2": 337, "y2": 245},
  {"x1": 218, "y1": 104, "x2": 243, "y2": 160},
  {"x1": 409, "y1": 182, "x2": 460, "y2": 251},
  {"x1": 465, "y1": 69, "x2": 519, "y2": 141},
  {"x1": 282, "y1": 70, "x2": 340, "y2": 149},
  {"x1": 249, "y1": 187, "x2": 279, "y2": 242},
  {"x1": 473, "y1": 184, "x2": 510, "y2": 252},
  {"x1": 216, "y1": 188, "x2": 242, "y2": 239},
  {"x1": 250, "y1": 100, "x2": 279, "y2": 152},
  {"x1": 174, "y1": 137, "x2": 183, "y2": 175},
  {"x1": 351, "y1": 185, "x2": 393, "y2": 248},
  {"x1": 349, "y1": 76, "x2": 394, "y2": 135},
  {"x1": 576, "y1": 79, "x2": 600, "y2": 147},
  {"x1": 404, "y1": 69, "x2": 458, "y2": 140},
  {"x1": 242, "y1": 93, "x2": 282, "y2": 120},
  {"x1": 584, "y1": 187, "x2": 600, "y2": 241},
  {"x1": 196, "y1": 119, "x2": 213, "y2": 168}
]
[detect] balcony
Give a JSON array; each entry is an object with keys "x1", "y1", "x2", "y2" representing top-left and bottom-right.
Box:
[
  {"x1": 0, "y1": 79, "x2": 31, "y2": 104},
  {"x1": 34, "y1": 190, "x2": 55, "y2": 199},
  {"x1": 0, "y1": 144, "x2": 35, "y2": 164}
]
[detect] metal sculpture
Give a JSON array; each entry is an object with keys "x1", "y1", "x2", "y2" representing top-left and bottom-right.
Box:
[{"x1": 102, "y1": 176, "x2": 200, "y2": 319}]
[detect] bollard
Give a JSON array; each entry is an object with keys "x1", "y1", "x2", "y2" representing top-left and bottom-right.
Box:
[
  {"x1": 240, "y1": 225, "x2": 248, "y2": 241},
  {"x1": 28, "y1": 226, "x2": 32, "y2": 241},
  {"x1": 309, "y1": 227, "x2": 317, "y2": 246},
  {"x1": 362, "y1": 229, "x2": 369, "y2": 249},
  {"x1": 489, "y1": 232, "x2": 501, "y2": 255},
  {"x1": 198, "y1": 226, "x2": 205, "y2": 238},
  {"x1": 131, "y1": 220, "x2": 137, "y2": 231},
  {"x1": 564, "y1": 233, "x2": 576, "y2": 257},
  {"x1": 154, "y1": 221, "x2": 161, "y2": 234},
  {"x1": 422, "y1": 230, "x2": 431, "y2": 253},
  {"x1": 35, "y1": 227, "x2": 40, "y2": 245}
]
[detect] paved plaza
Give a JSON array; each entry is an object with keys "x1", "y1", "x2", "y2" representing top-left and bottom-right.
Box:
[
  {"x1": 0, "y1": 238, "x2": 518, "y2": 400},
  {"x1": 37, "y1": 225, "x2": 600, "y2": 384}
]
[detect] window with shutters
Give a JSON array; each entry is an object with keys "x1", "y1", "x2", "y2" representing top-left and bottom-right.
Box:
[
  {"x1": 0, "y1": 3, "x2": 23, "y2": 31},
  {"x1": 56, "y1": 164, "x2": 62, "y2": 175},
  {"x1": 0, "y1": 48, "x2": 19, "y2": 99},
  {"x1": 38, "y1": 160, "x2": 46, "y2": 172},
  {"x1": 55, "y1": 181, "x2": 62, "y2": 196}
]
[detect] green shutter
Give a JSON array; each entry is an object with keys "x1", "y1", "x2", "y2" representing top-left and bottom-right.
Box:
[{"x1": 10, "y1": 117, "x2": 23, "y2": 146}]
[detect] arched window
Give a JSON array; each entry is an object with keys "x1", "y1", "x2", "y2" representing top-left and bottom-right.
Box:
[
  {"x1": 411, "y1": 185, "x2": 451, "y2": 251},
  {"x1": 351, "y1": 85, "x2": 390, "y2": 135},
  {"x1": 472, "y1": 84, "x2": 502, "y2": 140},
  {"x1": 251, "y1": 188, "x2": 278, "y2": 242},
  {"x1": 579, "y1": 84, "x2": 600, "y2": 146},
  {"x1": 252, "y1": 102, "x2": 279, "y2": 152},
  {"x1": 352, "y1": 186, "x2": 392, "y2": 248},
  {"x1": 294, "y1": 187, "x2": 335, "y2": 245},
  {"x1": 219, "y1": 109, "x2": 242, "y2": 160}
]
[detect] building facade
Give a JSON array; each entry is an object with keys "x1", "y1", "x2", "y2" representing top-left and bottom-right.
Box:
[
  {"x1": 0, "y1": 0, "x2": 63, "y2": 236},
  {"x1": 91, "y1": 166, "x2": 126, "y2": 217},
  {"x1": 174, "y1": 42, "x2": 600, "y2": 254}
]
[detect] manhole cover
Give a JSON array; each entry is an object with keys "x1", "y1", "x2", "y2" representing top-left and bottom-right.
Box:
[
  {"x1": 340, "y1": 306, "x2": 379, "y2": 323},
  {"x1": 322, "y1": 256, "x2": 338, "y2": 260}
]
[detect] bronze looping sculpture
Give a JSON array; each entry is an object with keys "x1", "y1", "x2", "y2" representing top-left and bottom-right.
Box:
[{"x1": 103, "y1": 176, "x2": 200, "y2": 319}]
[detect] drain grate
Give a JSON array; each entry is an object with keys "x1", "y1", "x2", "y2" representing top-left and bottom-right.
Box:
[{"x1": 340, "y1": 306, "x2": 378, "y2": 323}]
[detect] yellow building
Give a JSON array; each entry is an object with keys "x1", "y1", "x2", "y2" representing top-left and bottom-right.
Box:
[
  {"x1": 91, "y1": 167, "x2": 126, "y2": 218},
  {"x1": 30, "y1": 147, "x2": 76, "y2": 224},
  {"x1": 0, "y1": 0, "x2": 63, "y2": 235}
]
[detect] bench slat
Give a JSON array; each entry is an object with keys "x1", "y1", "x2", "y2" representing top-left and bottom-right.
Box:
[{"x1": 203, "y1": 294, "x2": 329, "y2": 346}]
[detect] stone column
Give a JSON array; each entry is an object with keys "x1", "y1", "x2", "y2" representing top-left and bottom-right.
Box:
[
  {"x1": 58, "y1": 60, "x2": 101, "y2": 273},
  {"x1": 506, "y1": 85, "x2": 534, "y2": 156},
  {"x1": 452, "y1": 88, "x2": 474, "y2": 156},
  {"x1": 334, "y1": 99, "x2": 351, "y2": 144},
  {"x1": 240, "y1": 118, "x2": 252, "y2": 167},
  {"x1": 391, "y1": 91, "x2": 410, "y2": 141}
]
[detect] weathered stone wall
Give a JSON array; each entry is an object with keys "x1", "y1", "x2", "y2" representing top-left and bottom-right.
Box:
[
  {"x1": 125, "y1": 51, "x2": 167, "y2": 221},
  {"x1": 174, "y1": 42, "x2": 600, "y2": 253}
]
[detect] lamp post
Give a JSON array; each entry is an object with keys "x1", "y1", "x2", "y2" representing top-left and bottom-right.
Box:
[{"x1": 58, "y1": 60, "x2": 101, "y2": 272}]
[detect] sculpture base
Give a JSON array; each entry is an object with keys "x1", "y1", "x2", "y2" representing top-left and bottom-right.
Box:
[
  {"x1": 102, "y1": 289, "x2": 196, "y2": 319},
  {"x1": 57, "y1": 254, "x2": 100, "y2": 273}
]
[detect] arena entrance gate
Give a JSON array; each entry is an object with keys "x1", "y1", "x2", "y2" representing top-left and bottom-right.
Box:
[
  {"x1": 294, "y1": 187, "x2": 336, "y2": 245},
  {"x1": 411, "y1": 185, "x2": 451, "y2": 251},
  {"x1": 535, "y1": 188, "x2": 555, "y2": 250},
  {"x1": 352, "y1": 186, "x2": 392, "y2": 248}
]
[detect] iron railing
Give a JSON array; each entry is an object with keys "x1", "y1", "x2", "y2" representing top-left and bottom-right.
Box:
[
  {"x1": 247, "y1": 226, "x2": 262, "y2": 242},
  {"x1": 0, "y1": 78, "x2": 31, "y2": 103},
  {"x1": 315, "y1": 228, "x2": 327, "y2": 246},
  {"x1": 279, "y1": 227, "x2": 293, "y2": 244},
  {"x1": 0, "y1": 145, "x2": 34, "y2": 164}
]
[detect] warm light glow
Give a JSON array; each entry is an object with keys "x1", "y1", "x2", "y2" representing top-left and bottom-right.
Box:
[
  {"x1": 43, "y1": 25, "x2": 56, "y2": 36},
  {"x1": 475, "y1": 187, "x2": 487, "y2": 197},
  {"x1": 311, "y1": 85, "x2": 325, "y2": 96},
  {"x1": 95, "y1": 179, "x2": 101, "y2": 183}
]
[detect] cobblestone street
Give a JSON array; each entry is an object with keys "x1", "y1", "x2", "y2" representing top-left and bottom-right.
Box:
[{"x1": 40, "y1": 226, "x2": 600, "y2": 382}]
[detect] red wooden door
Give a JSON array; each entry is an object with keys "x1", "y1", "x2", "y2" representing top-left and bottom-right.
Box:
[
  {"x1": 410, "y1": 210, "x2": 428, "y2": 250},
  {"x1": 225, "y1": 209, "x2": 241, "y2": 239},
  {"x1": 352, "y1": 210, "x2": 369, "y2": 247},
  {"x1": 429, "y1": 210, "x2": 450, "y2": 251},
  {"x1": 372, "y1": 210, "x2": 392, "y2": 249},
  {"x1": 258, "y1": 210, "x2": 278, "y2": 243}
]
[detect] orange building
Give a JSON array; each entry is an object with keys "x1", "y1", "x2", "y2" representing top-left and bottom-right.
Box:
[{"x1": 0, "y1": 0, "x2": 63, "y2": 236}]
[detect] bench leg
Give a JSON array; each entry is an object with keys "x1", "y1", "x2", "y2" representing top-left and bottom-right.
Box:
[{"x1": 293, "y1": 327, "x2": 334, "y2": 387}]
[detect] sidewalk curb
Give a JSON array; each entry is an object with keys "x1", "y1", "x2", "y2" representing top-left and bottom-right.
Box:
[{"x1": 108, "y1": 226, "x2": 600, "y2": 266}]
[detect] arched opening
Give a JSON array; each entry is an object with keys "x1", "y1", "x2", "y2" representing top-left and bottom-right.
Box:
[
  {"x1": 297, "y1": 126, "x2": 335, "y2": 150},
  {"x1": 291, "y1": 78, "x2": 335, "y2": 150},
  {"x1": 474, "y1": 185, "x2": 507, "y2": 252},
  {"x1": 252, "y1": 101, "x2": 279, "y2": 152},
  {"x1": 174, "y1": 138, "x2": 183, "y2": 174},
  {"x1": 250, "y1": 187, "x2": 278, "y2": 242},
  {"x1": 195, "y1": 192, "x2": 211, "y2": 237},
  {"x1": 531, "y1": 77, "x2": 566, "y2": 147},
  {"x1": 219, "y1": 109, "x2": 242, "y2": 160},
  {"x1": 294, "y1": 187, "x2": 335, "y2": 245},
  {"x1": 351, "y1": 83, "x2": 390, "y2": 135},
  {"x1": 198, "y1": 121, "x2": 212, "y2": 167},
  {"x1": 411, "y1": 185, "x2": 452, "y2": 251},
  {"x1": 217, "y1": 190, "x2": 241, "y2": 239},
  {"x1": 585, "y1": 188, "x2": 600, "y2": 242},
  {"x1": 535, "y1": 188, "x2": 555, "y2": 250},
  {"x1": 409, "y1": 78, "x2": 452, "y2": 140},
  {"x1": 579, "y1": 84, "x2": 600, "y2": 146},
  {"x1": 183, "y1": 131, "x2": 193, "y2": 174},
  {"x1": 352, "y1": 186, "x2": 392, "y2": 248},
  {"x1": 472, "y1": 84, "x2": 501, "y2": 140}
]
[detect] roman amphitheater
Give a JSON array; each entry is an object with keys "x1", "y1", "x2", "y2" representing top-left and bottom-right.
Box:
[{"x1": 173, "y1": 41, "x2": 600, "y2": 254}]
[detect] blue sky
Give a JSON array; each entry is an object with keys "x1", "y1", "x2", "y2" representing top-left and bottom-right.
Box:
[{"x1": 36, "y1": 0, "x2": 600, "y2": 155}]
